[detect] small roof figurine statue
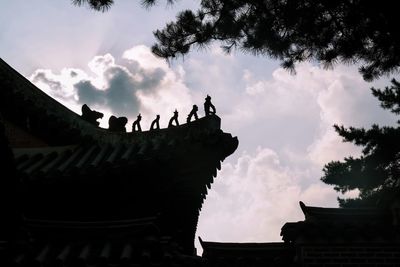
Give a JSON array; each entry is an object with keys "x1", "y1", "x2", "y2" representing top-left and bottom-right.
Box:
[
  {"x1": 168, "y1": 109, "x2": 179, "y2": 128},
  {"x1": 109, "y1": 115, "x2": 128, "y2": 132},
  {"x1": 81, "y1": 104, "x2": 104, "y2": 126},
  {"x1": 150, "y1": 114, "x2": 160, "y2": 130},
  {"x1": 132, "y1": 113, "x2": 142, "y2": 132},
  {"x1": 204, "y1": 95, "x2": 216, "y2": 116},
  {"x1": 187, "y1": 104, "x2": 199, "y2": 123}
]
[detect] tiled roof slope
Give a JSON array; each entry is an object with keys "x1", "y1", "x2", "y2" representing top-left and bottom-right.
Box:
[
  {"x1": 0, "y1": 58, "x2": 238, "y2": 185},
  {"x1": 0, "y1": 58, "x2": 97, "y2": 146},
  {"x1": 0, "y1": 58, "x2": 233, "y2": 146},
  {"x1": 12, "y1": 217, "x2": 204, "y2": 267},
  {"x1": 13, "y1": 116, "x2": 236, "y2": 181}
]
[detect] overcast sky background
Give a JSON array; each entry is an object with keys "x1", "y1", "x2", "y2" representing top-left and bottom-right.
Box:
[{"x1": 1, "y1": 0, "x2": 399, "y2": 253}]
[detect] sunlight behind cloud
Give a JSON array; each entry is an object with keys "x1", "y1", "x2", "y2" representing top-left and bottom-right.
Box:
[{"x1": 123, "y1": 45, "x2": 168, "y2": 70}]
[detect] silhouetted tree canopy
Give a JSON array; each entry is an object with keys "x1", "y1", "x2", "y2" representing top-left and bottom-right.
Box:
[
  {"x1": 73, "y1": 0, "x2": 400, "y2": 81},
  {"x1": 322, "y1": 79, "x2": 400, "y2": 208},
  {"x1": 71, "y1": 0, "x2": 114, "y2": 12}
]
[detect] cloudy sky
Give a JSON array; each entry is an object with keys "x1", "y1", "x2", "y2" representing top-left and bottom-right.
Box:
[{"x1": 1, "y1": 1, "x2": 398, "y2": 253}]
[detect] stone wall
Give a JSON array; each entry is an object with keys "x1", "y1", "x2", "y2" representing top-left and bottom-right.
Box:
[{"x1": 299, "y1": 244, "x2": 400, "y2": 267}]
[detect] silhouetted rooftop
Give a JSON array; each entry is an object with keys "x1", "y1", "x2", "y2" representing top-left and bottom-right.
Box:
[
  {"x1": 199, "y1": 238, "x2": 295, "y2": 266},
  {"x1": 281, "y1": 202, "x2": 397, "y2": 244},
  {"x1": 0, "y1": 58, "x2": 239, "y2": 258}
]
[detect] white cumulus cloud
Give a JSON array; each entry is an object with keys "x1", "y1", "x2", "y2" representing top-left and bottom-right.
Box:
[
  {"x1": 29, "y1": 45, "x2": 193, "y2": 129},
  {"x1": 197, "y1": 147, "x2": 337, "y2": 245}
]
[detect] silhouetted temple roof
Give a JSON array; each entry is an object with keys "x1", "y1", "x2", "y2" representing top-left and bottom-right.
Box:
[
  {"x1": 13, "y1": 118, "x2": 235, "y2": 182},
  {"x1": 299, "y1": 200, "x2": 388, "y2": 223},
  {"x1": 200, "y1": 238, "x2": 291, "y2": 255},
  {"x1": 25, "y1": 216, "x2": 158, "y2": 233},
  {"x1": 199, "y1": 238, "x2": 295, "y2": 266},
  {"x1": 0, "y1": 58, "x2": 239, "y2": 258},
  {"x1": 0, "y1": 58, "x2": 238, "y2": 147},
  {"x1": 281, "y1": 201, "x2": 397, "y2": 244}
]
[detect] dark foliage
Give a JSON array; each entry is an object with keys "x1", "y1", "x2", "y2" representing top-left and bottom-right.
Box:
[
  {"x1": 72, "y1": 0, "x2": 400, "y2": 81},
  {"x1": 153, "y1": 0, "x2": 400, "y2": 81},
  {"x1": 322, "y1": 79, "x2": 400, "y2": 207},
  {"x1": 71, "y1": 0, "x2": 114, "y2": 12}
]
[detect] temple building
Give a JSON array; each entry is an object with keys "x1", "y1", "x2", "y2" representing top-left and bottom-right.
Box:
[
  {"x1": 0, "y1": 58, "x2": 238, "y2": 266},
  {"x1": 1, "y1": 58, "x2": 399, "y2": 267}
]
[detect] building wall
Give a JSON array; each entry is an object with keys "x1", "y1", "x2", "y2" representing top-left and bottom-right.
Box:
[{"x1": 299, "y1": 244, "x2": 400, "y2": 267}]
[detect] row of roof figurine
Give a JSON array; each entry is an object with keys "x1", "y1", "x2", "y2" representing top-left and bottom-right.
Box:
[{"x1": 81, "y1": 95, "x2": 216, "y2": 132}]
